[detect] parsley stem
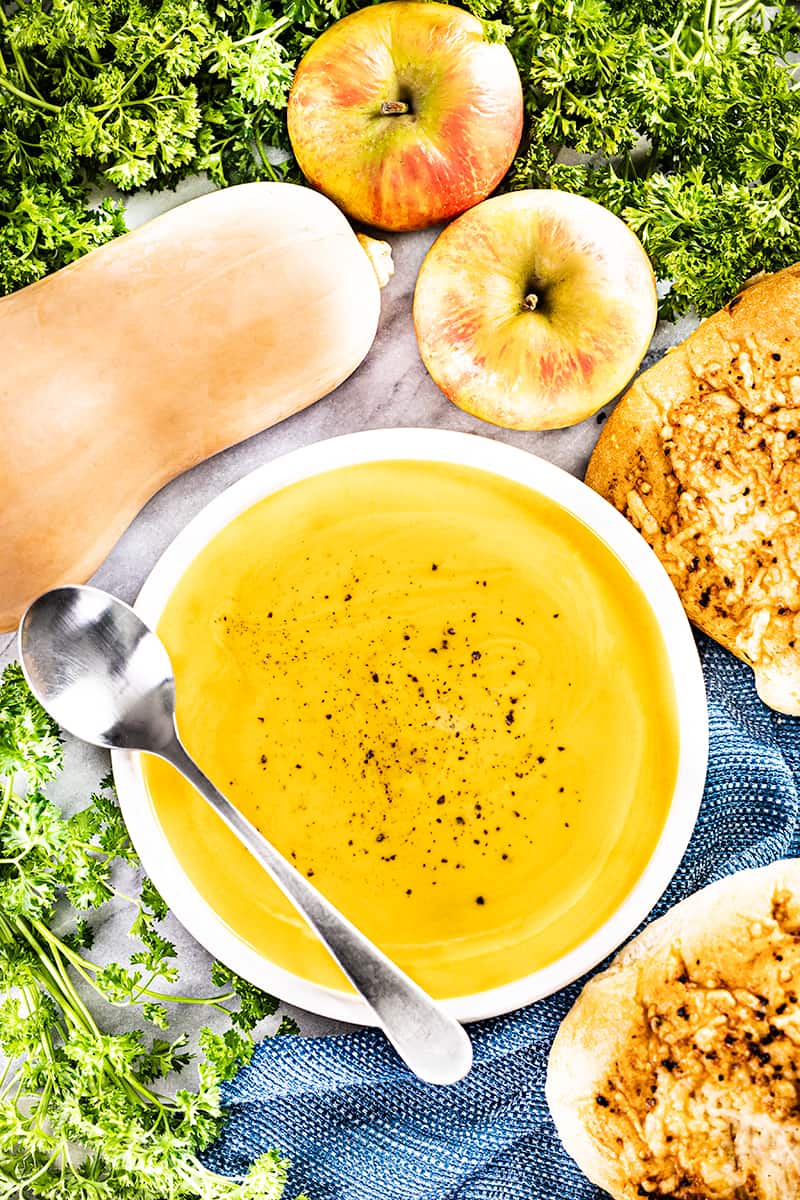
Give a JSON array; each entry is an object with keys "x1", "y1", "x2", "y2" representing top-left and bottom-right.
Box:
[
  {"x1": 31, "y1": 1082, "x2": 55, "y2": 1138},
  {"x1": 724, "y1": 0, "x2": 763, "y2": 23},
  {"x1": 19, "y1": 982, "x2": 58, "y2": 1071},
  {"x1": 665, "y1": 23, "x2": 693, "y2": 66},
  {"x1": 39, "y1": 931, "x2": 99, "y2": 988},
  {"x1": 120, "y1": 93, "x2": 193, "y2": 109},
  {"x1": 6, "y1": 37, "x2": 48, "y2": 102},
  {"x1": 47, "y1": 929, "x2": 99, "y2": 1018},
  {"x1": 0, "y1": 74, "x2": 59, "y2": 111},
  {"x1": 230, "y1": 15, "x2": 292, "y2": 47},
  {"x1": 0, "y1": 776, "x2": 12, "y2": 829},
  {"x1": 140, "y1": 986, "x2": 236, "y2": 1005},
  {"x1": 22, "y1": 1141, "x2": 63, "y2": 1189},
  {"x1": 93, "y1": 26, "x2": 189, "y2": 116},
  {"x1": 13, "y1": 917, "x2": 97, "y2": 1036},
  {"x1": 702, "y1": 0, "x2": 719, "y2": 38},
  {"x1": 31, "y1": 938, "x2": 176, "y2": 1117},
  {"x1": 253, "y1": 127, "x2": 279, "y2": 181},
  {"x1": 124, "y1": 1070, "x2": 171, "y2": 1111},
  {"x1": 17, "y1": 923, "x2": 172, "y2": 1119}
]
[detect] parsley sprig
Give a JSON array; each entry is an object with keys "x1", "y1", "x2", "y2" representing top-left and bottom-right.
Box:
[
  {"x1": 0, "y1": 0, "x2": 299, "y2": 293},
  {"x1": 0, "y1": 664, "x2": 304, "y2": 1200}
]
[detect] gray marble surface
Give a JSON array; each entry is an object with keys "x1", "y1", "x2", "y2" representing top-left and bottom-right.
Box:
[{"x1": 0, "y1": 180, "x2": 696, "y2": 1047}]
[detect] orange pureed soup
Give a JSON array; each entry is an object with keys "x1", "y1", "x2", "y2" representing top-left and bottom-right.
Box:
[{"x1": 144, "y1": 460, "x2": 679, "y2": 998}]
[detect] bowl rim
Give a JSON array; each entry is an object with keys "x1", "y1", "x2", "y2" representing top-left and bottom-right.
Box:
[{"x1": 111, "y1": 426, "x2": 708, "y2": 1025}]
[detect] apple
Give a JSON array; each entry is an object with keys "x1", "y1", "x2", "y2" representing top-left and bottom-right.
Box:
[
  {"x1": 286, "y1": 1, "x2": 523, "y2": 232},
  {"x1": 412, "y1": 190, "x2": 658, "y2": 430}
]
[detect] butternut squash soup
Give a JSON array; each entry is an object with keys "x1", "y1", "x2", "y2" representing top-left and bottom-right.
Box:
[{"x1": 143, "y1": 460, "x2": 679, "y2": 998}]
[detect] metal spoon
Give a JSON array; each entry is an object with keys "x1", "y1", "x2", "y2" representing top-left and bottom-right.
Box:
[{"x1": 18, "y1": 584, "x2": 473, "y2": 1085}]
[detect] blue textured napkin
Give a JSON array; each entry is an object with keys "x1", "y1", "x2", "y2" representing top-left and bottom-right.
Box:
[{"x1": 204, "y1": 633, "x2": 800, "y2": 1199}]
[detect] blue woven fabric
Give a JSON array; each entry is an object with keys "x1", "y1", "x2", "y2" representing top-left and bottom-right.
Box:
[{"x1": 204, "y1": 634, "x2": 800, "y2": 1199}]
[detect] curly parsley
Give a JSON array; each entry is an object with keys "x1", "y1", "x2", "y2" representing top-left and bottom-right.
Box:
[
  {"x1": 0, "y1": 664, "x2": 304, "y2": 1200},
  {"x1": 0, "y1": 0, "x2": 798, "y2": 314}
]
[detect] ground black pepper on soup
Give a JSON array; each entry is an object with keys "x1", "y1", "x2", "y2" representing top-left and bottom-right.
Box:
[{"x1": 143, "y1": 460, "x2": 679, "y2": 997}]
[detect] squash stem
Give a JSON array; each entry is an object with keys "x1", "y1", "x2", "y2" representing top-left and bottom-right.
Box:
[{"x1": 356, "y1": 234, "x2": 395, "y2": 289}]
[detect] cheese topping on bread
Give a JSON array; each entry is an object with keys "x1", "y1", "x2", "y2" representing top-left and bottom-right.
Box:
[
  {"x1": 585, "y1": 264, "x2": 800, "y2": 714},
  {"x1": 546, "y1": 861, "x2": 800, "y2": 1200}
]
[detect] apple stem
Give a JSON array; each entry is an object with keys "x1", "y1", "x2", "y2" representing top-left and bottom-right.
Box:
[
  {"x1": 522, "y1": 293, "x2": 539, "y2": 312},
  {"x1": 380, "y1": 100, "x2": 410, "y2": 116}
]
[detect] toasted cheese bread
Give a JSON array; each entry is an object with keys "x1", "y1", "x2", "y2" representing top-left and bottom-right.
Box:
[
  {"x1": 546, "y1": 860, "x2": 800, "y2": 1200},
  {"x1": 585, "y1": 265, "x2": 800, "y2": 714}
]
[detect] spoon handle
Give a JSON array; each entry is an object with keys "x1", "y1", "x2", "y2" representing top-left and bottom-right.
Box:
[{"x1": 160, "y1": 730, "x2": 473, "y2": 1086}]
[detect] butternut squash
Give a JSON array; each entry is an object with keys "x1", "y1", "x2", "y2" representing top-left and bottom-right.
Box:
[{"x1": 0, "y1": 182, "x2": 390, "y2": 631}]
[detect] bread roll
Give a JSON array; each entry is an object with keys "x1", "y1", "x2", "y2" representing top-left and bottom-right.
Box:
[
  {"x1": 546, "y1": 860, "x2": 800, "y2": 1200},
  {"x1": 585, "y1": 265, "x2": 800, "y2": 714}
]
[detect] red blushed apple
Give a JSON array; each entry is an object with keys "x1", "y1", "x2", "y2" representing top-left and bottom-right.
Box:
[
  {"x1": 286, "y1": 2, "x2": 523, "y2": 232},
  {"x1": 413, "y1": 190, "x2": 658, "y2": 430}
]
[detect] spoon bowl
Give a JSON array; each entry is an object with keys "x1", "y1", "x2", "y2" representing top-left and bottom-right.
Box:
[
  {"x1": 19, "y1": 586, "x2": 176, "y2": 752},
  {"x1": 18, "y1": 584, "x2": 473, "y2": 1086}
]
